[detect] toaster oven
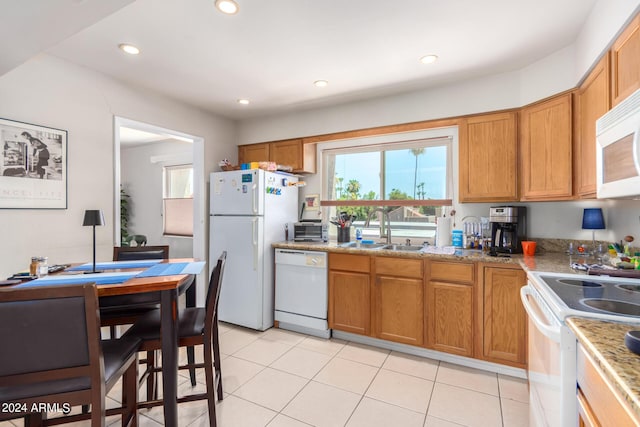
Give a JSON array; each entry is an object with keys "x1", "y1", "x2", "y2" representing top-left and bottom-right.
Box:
[{"x1": 294, "y1": 222, "x2": 328, "y2": 242}]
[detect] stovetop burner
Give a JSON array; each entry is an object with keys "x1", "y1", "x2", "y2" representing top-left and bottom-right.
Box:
[
  {"x1": 581, "y1": 298, "x2": 640, "y2": 316},
  {"x1": 557, "y1": 279, "x2": 603, "y2": 288},
  {"x1": 617, "y1": 284, "x2": 640, "y2": 293}
]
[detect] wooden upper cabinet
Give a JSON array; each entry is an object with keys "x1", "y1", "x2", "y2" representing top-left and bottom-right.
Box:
[
  {"x1": 520, "y1": 92, "x2": 573, "y2": 201},
  {"x1": 270, "y1": 139, "x2": 316, "y2": 174},
  {"x1": 575, "y1": 54, "x2": 611, "y2": 198},
  {"x1": 238, "y1": 143, "x2": 270, "y2": 164},
  {"x1": 611, "y1": 13, "x2": 640, "y2": 106},
  {"x1": 459, "y1": 112, "x2": 518, "y2": 202},
  {"x1": 238, "y1": 139, "x2": 316, "y2": 173}
]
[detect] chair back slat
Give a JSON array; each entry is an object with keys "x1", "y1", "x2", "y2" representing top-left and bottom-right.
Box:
[
  {"x1": 205, "y1": 252, "x2": 227, "y2": 319},
  {"x1": 113, "y1": 245, "x2": 169, "y2": 261}
]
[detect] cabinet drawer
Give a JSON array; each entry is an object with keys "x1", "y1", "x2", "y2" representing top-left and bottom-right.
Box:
[
  {"x1": 375, "y1": 257, "x2": 423, "y2": 278},
  {"x1": 429, "y1": 261, "x2": 474, "y2": 284},
  {"x1": 329, "y1": 253, "x2": 370, "y2": 273},
  {"x1": 577, "y1": 344, "x2": 639, "y2": 426}
]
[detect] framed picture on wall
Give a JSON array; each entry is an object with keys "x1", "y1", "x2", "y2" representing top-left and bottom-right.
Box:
[{"x1": 0, "y1": 118, "x2": 67, "y2": 209}]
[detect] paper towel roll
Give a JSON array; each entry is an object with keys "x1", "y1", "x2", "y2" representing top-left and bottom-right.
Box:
[{"x1": 436, "y1": 217, "x2": 452, "y2": 247}]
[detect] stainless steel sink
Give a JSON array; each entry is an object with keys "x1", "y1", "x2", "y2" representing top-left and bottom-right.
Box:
[
  {"x1": 340, "y1": 242, "x2": 386, "y2": 250},
  {"x1": 382, "y1": 244, "x2": 424, "y2": 252}
]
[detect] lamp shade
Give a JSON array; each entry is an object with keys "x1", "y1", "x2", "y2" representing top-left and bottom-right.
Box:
[
  {"x1": 82, "y1": 210, "x2": 105, "y2": 227},
  {"x1": 582, "y1": 208, "x2": 605, "y2": 230}
]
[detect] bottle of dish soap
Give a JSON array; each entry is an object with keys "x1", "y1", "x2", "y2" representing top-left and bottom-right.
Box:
[{"x1": 355, "y1": 228, "x2": 363, "y2": 247}]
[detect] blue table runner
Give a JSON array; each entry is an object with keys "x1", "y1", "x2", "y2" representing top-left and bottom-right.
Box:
[
  {"x1": 66, "y1": 260, "x2": 163, "y2": 271},
  {"x1": 135, "y1": 261, "x2": 205, "y2": 278}
]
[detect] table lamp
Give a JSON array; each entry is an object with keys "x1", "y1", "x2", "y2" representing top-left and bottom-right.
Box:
[
  {"x1": 582, "y1": 208, "x2": 605, "y2": 254},
  {"x1": 83, "y1": 209, "x2": 105, "y2": 273}
]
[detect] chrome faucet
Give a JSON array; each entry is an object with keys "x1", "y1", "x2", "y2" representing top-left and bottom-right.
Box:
[{"x1": 365, "y1": 208, "x2": 392, "y2": 244}]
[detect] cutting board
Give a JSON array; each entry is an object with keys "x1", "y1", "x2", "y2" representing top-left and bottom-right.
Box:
[{"x1": 588, "y1": 268, "x2": 640, "y2": 278}]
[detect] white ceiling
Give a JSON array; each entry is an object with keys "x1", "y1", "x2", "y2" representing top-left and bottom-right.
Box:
[{"x1": 8, "y1": 0, "x2": 598, "y2": 120}]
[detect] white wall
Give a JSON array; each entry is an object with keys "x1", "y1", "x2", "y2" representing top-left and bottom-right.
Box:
[
  {"x1": 237, "y1": 1, "x2": 640, "y2": 243},
  {"x1": 0, "y1": 54, "x2": 236, "y2": 279},
  {"x1": 121, "y1": 140, "x2": 193, "y2": 258}
]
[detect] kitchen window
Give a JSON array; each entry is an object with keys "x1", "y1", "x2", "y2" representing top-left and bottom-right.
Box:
[
  {"x1": 321, "y1": 133, "x2": 453, "y2": 242},
  {"x1": 163, "y1": 164, "x2": 193, "y2": 237}
]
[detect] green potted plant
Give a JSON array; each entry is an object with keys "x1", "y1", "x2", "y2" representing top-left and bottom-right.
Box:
[{"x1": 120, "y1": 187, "x2": 131, "y2": 246}]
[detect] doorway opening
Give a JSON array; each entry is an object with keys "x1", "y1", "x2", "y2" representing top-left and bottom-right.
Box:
[{"x1": 113, "y1": 116, "x2": 206, "y2": 305}]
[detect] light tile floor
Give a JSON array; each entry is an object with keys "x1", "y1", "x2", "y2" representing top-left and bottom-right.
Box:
[{"x1": 1, "y1": 323, "x2": 529, "y2": 427}]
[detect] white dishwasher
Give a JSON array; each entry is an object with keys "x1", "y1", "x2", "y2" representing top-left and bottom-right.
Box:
[{"x1": 275, "y1": 249, "x2": 329, "y2": 338}]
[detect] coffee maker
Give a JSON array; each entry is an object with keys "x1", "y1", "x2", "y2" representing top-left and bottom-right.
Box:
[{"x1": 489, "y1": 206, "x2": 526, "y2": 255}]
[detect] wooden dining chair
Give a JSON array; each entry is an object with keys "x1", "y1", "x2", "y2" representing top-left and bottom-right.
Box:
[
  {"x1": 122, "y1": 251, "x2": 227, "y2": 426},
  {"x1": 101, "y1": 245, "x2": 170, "y2": 336},
  {"x1": 0, "y1": 283, "x2": 140, "y2": 427}
]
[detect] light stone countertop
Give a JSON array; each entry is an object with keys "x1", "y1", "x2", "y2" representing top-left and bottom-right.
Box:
[
  {"x1": 567, "y1": 317, "x2": 640, "y2": 422},
  {"x1": 272, "y1": 240, "x2": 583, "y2": 274}
]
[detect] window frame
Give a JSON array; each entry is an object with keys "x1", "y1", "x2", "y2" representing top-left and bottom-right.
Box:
[
  {"x1": 320, "y1": 128, "x2": 455, "y2": 207},
  {"x1": 162, "y1": 163, "x2": 194, "y2": 237}
]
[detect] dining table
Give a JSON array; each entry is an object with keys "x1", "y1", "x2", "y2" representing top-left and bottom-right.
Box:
[{"x1": 7, "y1": 258, "x2": 204, "y2": 427}]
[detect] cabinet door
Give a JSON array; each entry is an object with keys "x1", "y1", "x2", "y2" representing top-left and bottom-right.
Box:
[
  {"x1": 329, "y1": 270, "x2": 370, "y2": 335},
  {"x1": 611, "y1": 13, "x2": 640, "y2": 106},
  {"x1": 459, "y1": 112, "x2": 518, "y2": 202},
  {"x1": 481, "y1": 266, "x2": 527, "y2": 367},
  {"x1": 328, "y1": 253, "x2": 371, "y2": 335},
  {"x1": 520, "y1": 93, "x2": 573, "y2": 201},
  {"x1": 269, "y1": 139, "x2": 316, "y2": 173},
  {"x1": 374, "y1": 275, "x2": 424, "y2": 346},
  {"x1": 575, "y1": 54, "x2": 610, "y2": 198},
  {"x1": 238, "y1": 143, "x2": 270, "y2": 164},
  {"x1": 426, "y1": 281, "x2": 474, "y2": 357}
]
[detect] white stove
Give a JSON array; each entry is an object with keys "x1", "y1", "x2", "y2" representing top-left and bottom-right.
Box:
[{"x1": 522, "y1": 271, "x2": 640, "y2": 427}]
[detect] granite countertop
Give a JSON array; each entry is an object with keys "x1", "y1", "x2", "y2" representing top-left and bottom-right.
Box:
[
  {"x1": 567, "y1": 317, "x2": 640, "y2": 421},
  {"x1": 272, "y1": 241, "x2": 582, "y2": 274}
]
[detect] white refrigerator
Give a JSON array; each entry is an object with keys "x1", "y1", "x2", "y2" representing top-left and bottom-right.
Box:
[{"x1": 209, "y1": 169, "x2": 299, "y2": 330}]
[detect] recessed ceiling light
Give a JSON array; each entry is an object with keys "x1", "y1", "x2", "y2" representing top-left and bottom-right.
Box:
[
  {"x1": 118, "y1": 43, "x2": 140, "y2": 55},
  {"x1": 314, "y1": 80, "x2": 328, "y2": 88},
  {"x1": 237, "y1": 99, "x2": 250, "y2": 105},
  {"x1": 420, "y1": 54, "x2": 438, "y2": 64},
  {"x1": 215, "y1": 0, "x2": 239, "y2": 14}
]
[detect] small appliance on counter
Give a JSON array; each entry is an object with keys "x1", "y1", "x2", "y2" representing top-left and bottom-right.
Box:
[
  {"x1": 293, "y1": 222, "x2": 328, "y2": 242},
  {"x1": 489, "y1": 206, "x2": 526, "y2": 255}
]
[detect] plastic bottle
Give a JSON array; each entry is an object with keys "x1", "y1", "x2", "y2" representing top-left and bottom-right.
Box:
[
  {"x1": 452, "y1": 230, "x2": 463, "y2": 248},
  {"x1": 355, "y1": 228, "x2": 363, "y2": 247}
]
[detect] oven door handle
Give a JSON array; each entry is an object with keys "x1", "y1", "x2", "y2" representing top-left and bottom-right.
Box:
[{"x1": 520, "y1": 286, "x2": 561, "y2": 342}]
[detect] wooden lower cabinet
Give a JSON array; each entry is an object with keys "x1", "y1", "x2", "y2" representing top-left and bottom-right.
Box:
[
  {"x1": 577, "y1": 343, "x2": 639, "y2": 426},
  {"x1": 328, "y1": 253, "x2": 371, "y2": 335},
  {"x1": 426, "y1": 261, "x2": 475, "y2": 357},
  {"x1": 478, "y1": 265, "x2": 527, "y2": 368},
  {"x1": 327, "y1": 254, "x2": 529, "y2": 368},
  {"x1": 373, "y1": 257, "x2": 424, "y2": 346}
]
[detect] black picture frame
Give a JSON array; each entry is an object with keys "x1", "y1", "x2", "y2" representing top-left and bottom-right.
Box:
[{"x1": 0, "y1": 117, "x2": 68, "y2": 209}]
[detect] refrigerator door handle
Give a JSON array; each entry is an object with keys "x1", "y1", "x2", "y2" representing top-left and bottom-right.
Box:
[
  {"x1": 252, "y1": 184, "x2": 258, "y2": 214},
  {"x1": 252, "y1": 217, "x2": 259, "y2": 270}
]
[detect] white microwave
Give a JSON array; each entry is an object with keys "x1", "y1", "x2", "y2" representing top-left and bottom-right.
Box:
[{"x1": 596, "y1": 88, "x2": 640, "y2": 199}]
